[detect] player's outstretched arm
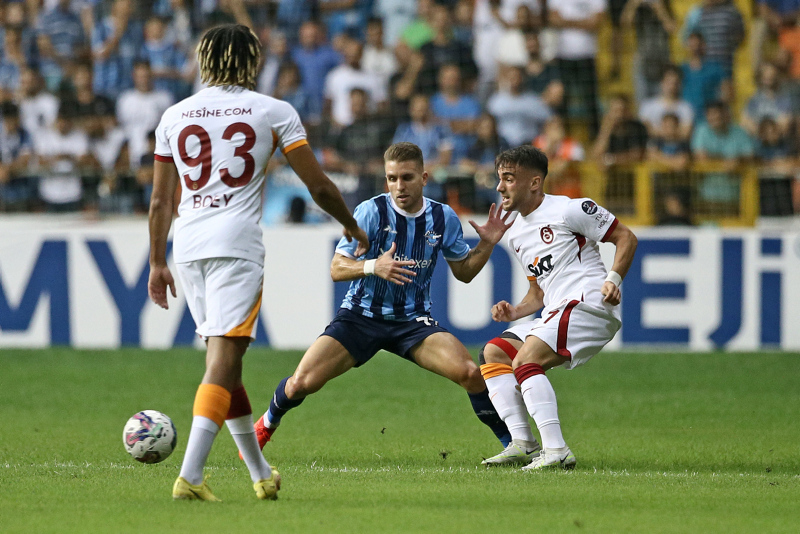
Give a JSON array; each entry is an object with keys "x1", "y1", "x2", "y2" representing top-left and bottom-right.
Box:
[
  {"x1": 448, "y1": 203, "x2": 514, "y2": 283},
  {"x1": 285, "y1": 144, "x2": 369, "y2": 256},
  {"x1": 331, "y1": 243, "x2": 417, "y2": 285},
  {"x1": 148, "y1": 159, "x2": 179, "y2": 309},
  {"x1": 491, "y1": 279, "x2": 544, "y2": 322},
  {"x1": 601, "y1": 221, "x2": 638, "y2": 305}
]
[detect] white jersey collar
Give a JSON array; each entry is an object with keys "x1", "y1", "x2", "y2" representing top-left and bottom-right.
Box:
[{"x1": 389, "y1": 194, "x2": 428, "y2": 218}]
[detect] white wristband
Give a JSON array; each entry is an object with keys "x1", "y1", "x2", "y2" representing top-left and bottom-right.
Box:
[
  {"x1": 363, "y1": 259, "x2": 377, "y2": 276},
  {"x1": 605, "y1": 270, "x2": 622, "y2": 287}
]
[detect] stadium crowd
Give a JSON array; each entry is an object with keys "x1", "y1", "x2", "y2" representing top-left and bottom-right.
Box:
[{"x1": 0, "y1": 0, "x2": 799, "y2": 221}]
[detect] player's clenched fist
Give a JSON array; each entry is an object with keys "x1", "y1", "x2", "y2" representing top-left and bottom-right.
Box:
[
  {"x1": 601, "y1": 281, "x2": 621, "y2": 306},
  {"x1": 491, "y1": 301, "x2": 517, "y2": 322},
  {"x1": 375, "y1": 242, "x2": 417, "y2": 285}
]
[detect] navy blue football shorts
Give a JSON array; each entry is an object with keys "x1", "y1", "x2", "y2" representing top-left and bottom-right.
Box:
[{"x1": 321, "y1": 308, "x2": 449, "y2": 366}]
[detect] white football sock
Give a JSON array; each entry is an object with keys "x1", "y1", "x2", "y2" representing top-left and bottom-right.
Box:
[
  {"x1": 519, "y1": 374, "x2": 567, "y2": 450},
  {"x1": 226, "y1": 415, "x2": 272, "y2": 482},
  {"x1": 484, "y1": 373, "x2": 537, "y2": 444},
  {"x1": 179, "y1": 416, "x2": 219, "y2": 485}
]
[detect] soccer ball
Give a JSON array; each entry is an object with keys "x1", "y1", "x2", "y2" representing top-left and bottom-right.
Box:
[{"x1": 123, "y1": 410, "x2": 177, "y2": 464}]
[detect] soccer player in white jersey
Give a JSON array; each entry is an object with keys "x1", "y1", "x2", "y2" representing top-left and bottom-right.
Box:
[
  {"x1": 147, "y1": 24, "x2": 368, "y2": 501},
  {"x1": 478, "y1": 145, "x2": 638, "y2": 470}
]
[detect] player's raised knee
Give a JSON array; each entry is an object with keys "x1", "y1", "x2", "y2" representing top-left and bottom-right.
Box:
[{"x1": 286, "y1": 372, "x2": 322, "y2": 398}]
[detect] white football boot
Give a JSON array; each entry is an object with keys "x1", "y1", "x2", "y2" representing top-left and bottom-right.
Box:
[
  {"x1": 521, "y1": 446, "x2": 576, "y2": 471},
  {"x1": 482, "y1": 439, "x2": 541, "y2": 466}
]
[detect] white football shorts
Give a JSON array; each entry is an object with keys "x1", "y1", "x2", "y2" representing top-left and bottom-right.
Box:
[
  {"x1": 505, "y1": 300, "x2": 620, "y2": 370},
  {"x1": 175, "y1": 257, "x2": 263, "y2": 340}
]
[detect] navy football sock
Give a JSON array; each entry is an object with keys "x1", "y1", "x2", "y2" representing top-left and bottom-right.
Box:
[
  {"x1": 266, "y1": 376, "x2": 304, "y2": 426},
  {"x1": 469, "y1": 389, "x2": 512, "y2": 447}
]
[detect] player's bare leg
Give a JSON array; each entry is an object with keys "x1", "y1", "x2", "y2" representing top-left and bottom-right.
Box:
[
  {"x1": 255, "y1": 336, "x2": 357, "y2": 447},
  {"x1": 512, "y1": 336, "x2": 576, "y2": 470},
  {"x1": 479, "y1": 338, "x2": 540, "y2": 465},
  {"x1": 410, "y1": 332, "x2": 511, "y2": 446}
]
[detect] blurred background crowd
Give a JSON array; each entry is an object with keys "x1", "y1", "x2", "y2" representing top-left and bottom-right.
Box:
[{"x1": 0, "y1": 0, "x2": 798, "y2": 225}]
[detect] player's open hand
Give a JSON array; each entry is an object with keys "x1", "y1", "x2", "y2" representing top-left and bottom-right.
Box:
[
  {"x1": 491, "y1": 300, "x2": 517, "y2": 322},
  {"x1": 148, "y1": 264, "x2": 176, "y2": 310},
  {"x1": 468, "y1": 203, "x2": 514, "y2": 245},
  {"x1": 376, "y1": 242, "x2": 417, "y2": 285},
  {"x1": 344, "y1": 225, "x2": 370, "y2": 258},
  {"x1": 602, "y1": 280, "x2": 621, "y2": 306}
]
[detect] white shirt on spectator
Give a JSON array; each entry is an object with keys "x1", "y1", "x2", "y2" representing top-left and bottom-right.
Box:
[
  {"x1": 362, "y1": 46, "x2": 398, "y2": 87},
  {"x1": 89, "y1": 127, "x2": 128, "y2": 172},
  {"x1": 551, "y1": 0, "x2": 606, "y2": 60},
  {"x1": 324, "y1": 65, "x2": 386, "y2": 126},
  {"x1": 638, "y1": 97, "x2": 695, "y2": 132},
  {"x1": 35, "y1": 127, "x2": 88, "y2": 204},
  {"x1": 20, "y1": 92, "x2": 59, "y2": 140},
  {"x1": 116, "y1": 88, "x2": 172, "y2": 168}
]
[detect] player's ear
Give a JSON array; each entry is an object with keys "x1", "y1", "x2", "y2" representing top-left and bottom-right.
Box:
[
  {"x1": 531, "y1": 174, "x2": 542, "y2": 191},
  {"x1": 421, "y1": 171, "x2": 428, "y2": 186}
]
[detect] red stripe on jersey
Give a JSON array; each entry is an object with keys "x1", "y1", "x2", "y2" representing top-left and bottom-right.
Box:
[
  {"x1": 573, "y1": 232, "x2": 586, "y2": 261},
  {"x1": 601, "y1": 218, "x2": 619, "y2": 242},
  {"x1": 487, "y1": 337, "x2": 518, "y2": 360},
  {"x1": 514, "y1": 363, "x2": 545, "y2": 384},
  {"x1": 154, "y1": 154, "x2": 173, "y2": 163},
  {"x1": 556, "y1": 300, "x2": 580, "y2": 359}
]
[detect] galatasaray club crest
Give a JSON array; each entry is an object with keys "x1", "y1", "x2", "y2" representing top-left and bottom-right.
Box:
[{"x1": 541, "y1": 226, "x2": 554, "y2": 244}]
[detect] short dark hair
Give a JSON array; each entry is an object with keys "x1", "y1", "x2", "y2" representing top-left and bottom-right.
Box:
[
  {"x1": 495, "y1": 145, "x2": 548, "y2": 179},
  {"x1": 0, "y1": 101, "x2": 20, "y2": 119},
  {"x1": 384, "y1": 142, "x2": 424, "y2": 169},
  {"x1": 705, "y1": 100, "x2": 726, "y2": 113}
]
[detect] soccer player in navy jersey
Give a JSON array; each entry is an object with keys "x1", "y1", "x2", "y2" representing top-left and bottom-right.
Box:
[{"x1": 246, "y1": 142, "x2": 515, "y2": 453}]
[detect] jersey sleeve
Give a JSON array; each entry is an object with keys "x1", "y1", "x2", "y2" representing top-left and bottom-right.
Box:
[
  {"x1": 153, "y1": 113, "x2": 173, "y2": 162},
  {"x1": 441, "y1": 205, "x2": 470, "y2": 261},
  {"x1": 563, "y1": 198, "x2": 618, "y2": 243},
  {"x1": 268, "y1": 100, "x2": 308, "y2": 155},
  {"x1": 334, "y1": 201, "x2": 378, "y2": 259}
]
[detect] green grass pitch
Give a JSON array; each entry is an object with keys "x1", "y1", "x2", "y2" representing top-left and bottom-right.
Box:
[{"x1": 1, "y1": 348, "x2": 799, "y2": 533}]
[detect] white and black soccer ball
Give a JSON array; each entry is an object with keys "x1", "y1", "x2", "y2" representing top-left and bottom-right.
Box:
[{"x1": 123, "y1": 410, "x2": 177, "y2": 464}]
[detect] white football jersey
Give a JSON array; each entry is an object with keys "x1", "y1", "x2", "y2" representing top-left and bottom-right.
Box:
[
  {"x1": 506, "y1": 195, "x2": 620, "y2": 318},
  {"x1": 154, "y1": 86, "x2": 307, "y2": 266}
]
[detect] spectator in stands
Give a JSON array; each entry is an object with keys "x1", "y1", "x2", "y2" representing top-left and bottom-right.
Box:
[
  {"x1": 275, "y1": 0, "x2": 314, "y2": 46},
  {"x1": 592, "y1": 94, "x2": 648, "y2": 168},
  {"x1": 681, "y1": 32, "x2": 731, "y2": 119},
  {"x1": 658, "y1": 189, "x2": 694, "y2": 225},
  {"x1": 116, "y1": 60, "x2": 172, "y2": 170},
  {"x1": 332, "y1": 88, "x2": 395, "y2": 176},
  {"x1": 319, "y1": 0, "x2": 371, "y2": 43},
  {"x1": 621, "y1": 0, "x2": 677, "y2": 102},
  {"x1": 291, "y1": 20, "x2": 341, "y2": 121},
  {"x1": 691, "y1": 100, "x2": 754, "y2": 202},
  {"x1": 458, "y1": 112, "x2": 508, "y2": 210},
  {"x1": 35, "y1": 101, "x2": 91, "y2": 212},
  {"x1": 274, "y1": 62, "x2": 315, "y2": 126},
  {"x1": 400, "y1": 0, "x2": 435, "y2": 50},
  {"x1": 374, "y1": 0, "x2": 418, "y2": 47},
  {"x1": 777, "y1": 13, "x2": 800, "y2": 82},
  {"x1": 741, "y1": 62, "x2": 794, "y2": 137},
  {"x1": 70, "y1": 61, "x2": 114, "y2": 122},
  {"x1": 84, "y1": 100, "x2": 133, "y2": 213},
  {"x1": 2, "y1": 2, "x2": 37, "y2": 65},
  {"x1": 755, "y1": 116, "x2": 796, "y2": 216},
  {"x1": 417, "y1": 3, "x2": 478, "y2": 94},
  {"x1": 140, "y1": 15, "x2": 189, "y2": 102},
  {"x1": 681, "y1": 0, "x2": 744, "y2": 79},
  {"x1": 753, "y1": 0, "x2": 800, "y2": 68},
  {"x1": 388, "y1": 41, "x2": 424, "y2": 127},
  {"x1": 392, "y1": 93, "x2": 453, "y2": 171},
  {"x1": 523, "y1": 31, "x2": 565, "y2": 111},
  {"x1": 647, "y1": 113, "x2": 691, "y2": 171},
  {"x1": 0, "y1": 101, "x2": 34, "y2": 211},
  {"x1": 35, "y1": 0, "x2": 87, "y2": 89},
  {"x1": 430, "y1": 64, "x2": 481, "y2": 162},
  {"x1": 256, "y1": 29, "x2": 289, "y2": 97},
  {"x1": 136, "y1": 130, "x2": 156, "y2": 211},
  {"x1": 17, "y1": 66, "x2": 59, "y2": 141},
  {"x1": 487, "y1": 65, "x2": 552, "y2": 146},
  {"x1": 362, "y1": 18, "x2": 398, "y2": 88},
  {"x1": 323, "y1": 31, "x2": 386, "y2": 128},
  {"x1": 452, "y1": 0, "x2": 476, "y2": 45},
  {"x1": 549, "y1": 0, "x2": 605, "y2": 136},
  {"x1": 0, "y1": 26, "x2": 26, "y2": 102},
  {"x1": 92, "y1": 0, "x2": 143, "y2": 99},
  {"x1": 533, "y1": 115, "x2": 585, "y2": 198},
  {"x1": 638, "y1": 66, "x2": 695, "y2": 140}
]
